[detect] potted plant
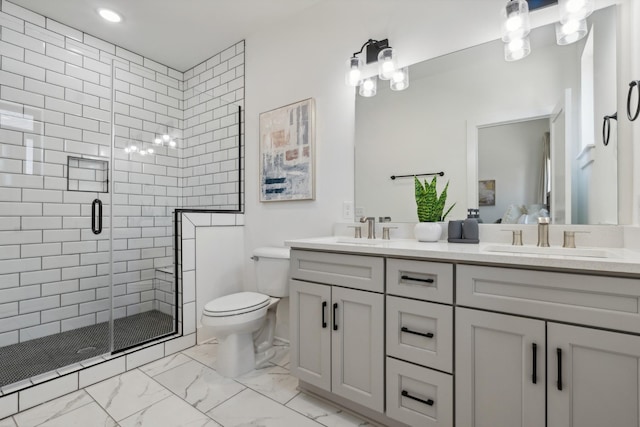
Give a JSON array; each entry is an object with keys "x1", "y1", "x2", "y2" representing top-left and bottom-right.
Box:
[{"x1": 414, "y1": 176, "x2": 455, "y2": 241}]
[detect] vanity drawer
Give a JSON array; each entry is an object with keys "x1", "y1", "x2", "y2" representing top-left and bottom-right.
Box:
[
  {"x1": 387, "y1": 259, "x2": 453, "y2": 303},
  {"x1": 386, "y1": 296, "x2": 453, "y2": 372},
  {"x1": 457, "y1": 265, "x2": 640, "y2": 334},
  {"x1": 289, "y1": 250, "x2": 384, "y2": 293},
  {"x1": 386, "y1": 357, "x2": 453, "y2": 427}
]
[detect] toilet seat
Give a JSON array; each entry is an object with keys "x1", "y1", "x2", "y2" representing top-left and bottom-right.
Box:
[{"x1": 203, "y1": 292, "x2": 270, "y2": 317}]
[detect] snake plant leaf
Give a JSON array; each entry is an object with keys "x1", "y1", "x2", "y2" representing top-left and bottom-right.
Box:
[{"x1": 414, "y1": 175, "x2": 455, "y2": 222}]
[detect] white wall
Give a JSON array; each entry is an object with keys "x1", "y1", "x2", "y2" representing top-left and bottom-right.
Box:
[
  {"x1": 589, "y1": 6, "x2": 618, "y2": 224},
  {"x1": 195, "y1": 224, "x2": 244, "y2": 341},
  {"x1": 478, "y1": 119, "x2": 549, "y2": 223}
]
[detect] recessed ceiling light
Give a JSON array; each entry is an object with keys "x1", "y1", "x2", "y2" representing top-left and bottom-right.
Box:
[{"x1": 98, "y1": 8, "x2": 122, "y2": 23}]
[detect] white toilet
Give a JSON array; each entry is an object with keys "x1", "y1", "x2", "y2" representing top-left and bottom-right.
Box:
[{"x1": 201, "y1": 247, "x2": 290, "y2": 377}]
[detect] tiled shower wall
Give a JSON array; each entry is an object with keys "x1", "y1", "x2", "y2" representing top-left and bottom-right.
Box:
[
  {"x1": 111, "y1": 53, "x2": 182, "y2": 320},
  {"x1": 182, "y1": 41, "x2": 244, "y2": 210},
  {"x1": 0, "y1": 0, "x2": 245, "y2": 345}
]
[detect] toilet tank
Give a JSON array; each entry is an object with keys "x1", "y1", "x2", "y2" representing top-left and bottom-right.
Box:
[{"x1": 253, "y1": 247, "x2": 291, "y2": 297}]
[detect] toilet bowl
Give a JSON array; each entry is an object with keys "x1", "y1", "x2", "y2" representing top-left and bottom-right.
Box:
[{"x1": 201, "y1": 247, "x2": 290, "y2": 377}]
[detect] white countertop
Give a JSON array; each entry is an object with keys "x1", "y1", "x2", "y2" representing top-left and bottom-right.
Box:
[{"x1": 285, "y1": 236, "x2": 640, "y2": 276}]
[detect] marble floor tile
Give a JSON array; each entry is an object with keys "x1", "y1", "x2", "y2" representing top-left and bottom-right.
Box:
[
  {"x1": 0, "y1": 418, "x2": 17, "y2": 427},
  {"x1": 207, "y1": 388, "x2": 320, "y2": 427},
  {"x1": 139, "y1": 353, "x2": 192, "y2": 378},
  {"x1": 286, "y1": 393, "x2": 371, "y2": 427},
  {"x1": 181, "y1": 341, "x2": 217, "y2": 369},
  {"x1": 153, "y1": 360, "x2": 245, "y2": 413},
  {"x1": 235, "y1": 364, "x2": 300, "y2": 404},
  {"x1": 13, "y1": 390, "x2": 93, "y2": 427},
  {"x1": 86, "y1": 369, "x2": 172, "y2": 421},
  {"x1": 36, "y1": 402, "x2": 116, "y2": 427},
  {"x1": 119, "y1": 395, "x2": 221, "y2": 427},
  {"x1": 269, "y1": 343, "x2": 290, "y2": 367}
]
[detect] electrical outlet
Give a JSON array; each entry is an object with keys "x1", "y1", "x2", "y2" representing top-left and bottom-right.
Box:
[
  {"x1": 343, "y1": 201, "x2": 354, "y2": 219},
  {"x1": 355, "y1": 207, "x2": 365, "y2": 217}
]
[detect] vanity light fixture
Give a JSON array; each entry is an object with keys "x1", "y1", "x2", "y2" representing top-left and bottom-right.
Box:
[
  {"x1": 558, "y1": 0, "x2": 593, "y2": 23},
  {"x1": 555, "y1": 18, "x2": 588, "y2": 45},
  {"x1": 501, "y1": 0, "x2": 532, "y2": 61},
  {"x1": 98, "y1": 8, "x2": 122, "y2": 23},
  {"x1": 555, "y1": 0, "x2": 591, "y2": 45},
  {"x1": 345, "y1": 38, "x2": 409, "y2": 97}
]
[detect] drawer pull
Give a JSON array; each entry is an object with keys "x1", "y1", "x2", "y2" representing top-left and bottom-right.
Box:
[
  {"x1": 333, "y1": 303, "x2": 338, "y2": 331},
  {"x1": 401, "y1": 275, "x2": 435, "y2": 284},
  {"x1": 322, "y1": 301, "x2": 327, "y2": 328},
  {"x1": 557, "y1": 348, "x2": 563, "y2": 391},
  {"x1": 401, "y1": 390, "x2": 434, "y2": 406},
  {"x1": 532, "y1": 342, "x2": 537, "y2": 384},
  {"x1": 401, "y1": 326, "x2": 434, "y2": 339}
]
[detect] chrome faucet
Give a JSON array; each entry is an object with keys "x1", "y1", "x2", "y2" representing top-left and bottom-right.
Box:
[
  {"x1": 537, "y1": 217, "x2": 550, "y2": 247},
  {"x1": 360, "y1": 216, "x2": 376, "y2": 239}
]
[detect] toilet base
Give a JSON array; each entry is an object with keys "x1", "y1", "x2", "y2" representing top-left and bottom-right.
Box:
[
  {"x1": 205, "y1": 298, "x2": 281, "y2": 377},
  {"x1": 216, "y1": 332, "x2": 256, "y2": 377}
]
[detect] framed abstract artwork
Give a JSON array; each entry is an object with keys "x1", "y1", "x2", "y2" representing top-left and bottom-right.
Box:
[
  {"x1": 259, "y1": 98, "x2": 315, "y2": 202},
  {"x1": 479, "y1": 179, "x2": 496, "y2": 206}
]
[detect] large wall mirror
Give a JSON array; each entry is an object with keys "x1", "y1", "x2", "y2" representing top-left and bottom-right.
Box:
[{"x1": 355, "y1": 5, "x2": 618, "y2": 224}]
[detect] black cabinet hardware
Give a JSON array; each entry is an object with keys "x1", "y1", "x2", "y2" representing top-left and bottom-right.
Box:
[
  {"x1": 401, "y1": 390, "x2": 434, "y2": 406},
  {"x1": 321, "y1": 301, "x2": 327, "y2": 328},
  {"x1": 627, "y1": 80, "x2": 639, "y2": 121},
  {"x1": 532, "y1": 343, "x2": 537, "y2": 384},
  {"x1": 333, "y1": 303, "x2": 338, "y2": 331},
  {"x1": 401, "y1": 275, "x2": 434, "y2": 284},
  {"x1": 91, "y1": 199, "x2": 102, "y2": 235},
  {"x1": 557, "y1": 348, "x2": 563, "y2": 391},
  {"x1": 401, "y1": 326, "x2": 434, "y2": 338}
]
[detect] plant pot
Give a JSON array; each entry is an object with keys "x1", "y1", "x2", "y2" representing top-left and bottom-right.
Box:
[{"x1": 414, "y1": 222, "x2": 442, "y2": 242}]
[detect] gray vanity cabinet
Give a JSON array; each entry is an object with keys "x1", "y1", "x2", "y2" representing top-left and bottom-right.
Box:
[
  {"x1": 456, "y1": 307, "x2": 546, "y2": 427},
  {"x1": 456, "y1": 265, "x2": 640, "y2": 427},
  {"x1": 289, "y1": 250, "x2": 385, "y2": 413},
  {"x1": 547, "y1": 323, "x2": 640, "y2": 427}
]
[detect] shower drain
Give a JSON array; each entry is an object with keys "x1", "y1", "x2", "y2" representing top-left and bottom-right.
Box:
[{"x1": 76, "y1": 346, "x2": 97, "y2": 354}]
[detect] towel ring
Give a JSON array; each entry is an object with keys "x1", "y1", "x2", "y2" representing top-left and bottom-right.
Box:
[
  {"x1": 628, "y1": 80, "x2": 640, "y2": 122},
  {"x1": 602, "y1": 112, "x2": 617, "y2": 146}
]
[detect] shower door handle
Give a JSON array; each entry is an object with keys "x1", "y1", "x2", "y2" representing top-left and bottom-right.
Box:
[{"x1": 92, "y1": 199, "x2": 102, "y2": 235}]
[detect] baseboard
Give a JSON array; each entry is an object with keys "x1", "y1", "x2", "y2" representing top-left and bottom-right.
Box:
[{"x1": 196, "y1": 325, "x2": 216, "y2": 344}]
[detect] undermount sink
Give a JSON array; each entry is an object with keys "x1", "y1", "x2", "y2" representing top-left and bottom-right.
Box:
[
  {"x1": 334, "y1": 237, "x2": 387, "y2": 246},
  {"x1": 483, "y1": 244, "x2": 617, "y2": 259}
]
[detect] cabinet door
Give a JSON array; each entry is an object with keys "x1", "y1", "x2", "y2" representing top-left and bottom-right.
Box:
[
  {"x1": 289, "y1": 279, "x2": 331, "y2": 391},
  {"x1": 331, "y1": 286, "x2": 384, "y2": 412},
  {"x1": 548, "y1": 323, "x2": 640, "y2": 427},
  {"x1": 456, "y1": 308, "x2": 545, "y2": 427}
]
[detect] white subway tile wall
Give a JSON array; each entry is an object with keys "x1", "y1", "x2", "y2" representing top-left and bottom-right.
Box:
[
  {"x1": 182, "y1": 42, "x2": 244, "y2": 210},
  {"x1": 0, "y1": 0, "x2": 245, "y2": 345}
]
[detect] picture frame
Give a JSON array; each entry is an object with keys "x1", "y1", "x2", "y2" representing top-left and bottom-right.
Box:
[
  {"x1": 259, "y1": 98, "x2": 315, "y2": 202},
  {"x1": 479, "y1": 179, "x2": 496, "y2": 206}
]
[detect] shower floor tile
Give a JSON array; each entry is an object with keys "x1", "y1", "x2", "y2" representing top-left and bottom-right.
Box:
[{"x1": 0, "y1": 311, "x2": 174, "y2": 388}]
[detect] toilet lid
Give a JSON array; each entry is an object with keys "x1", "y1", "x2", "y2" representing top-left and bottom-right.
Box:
[{"x1": 203, "y1": 292, "x2": 270, "y2": 317}]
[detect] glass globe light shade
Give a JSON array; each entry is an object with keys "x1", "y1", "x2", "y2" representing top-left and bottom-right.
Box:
[{"x1": 359, "y1": 76, "x2": 377, "y2": 97}]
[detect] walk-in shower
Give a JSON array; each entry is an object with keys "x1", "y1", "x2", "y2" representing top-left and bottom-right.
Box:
[{"x1": 0, "y1": 0, "x2": 244, "y2": 392}]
